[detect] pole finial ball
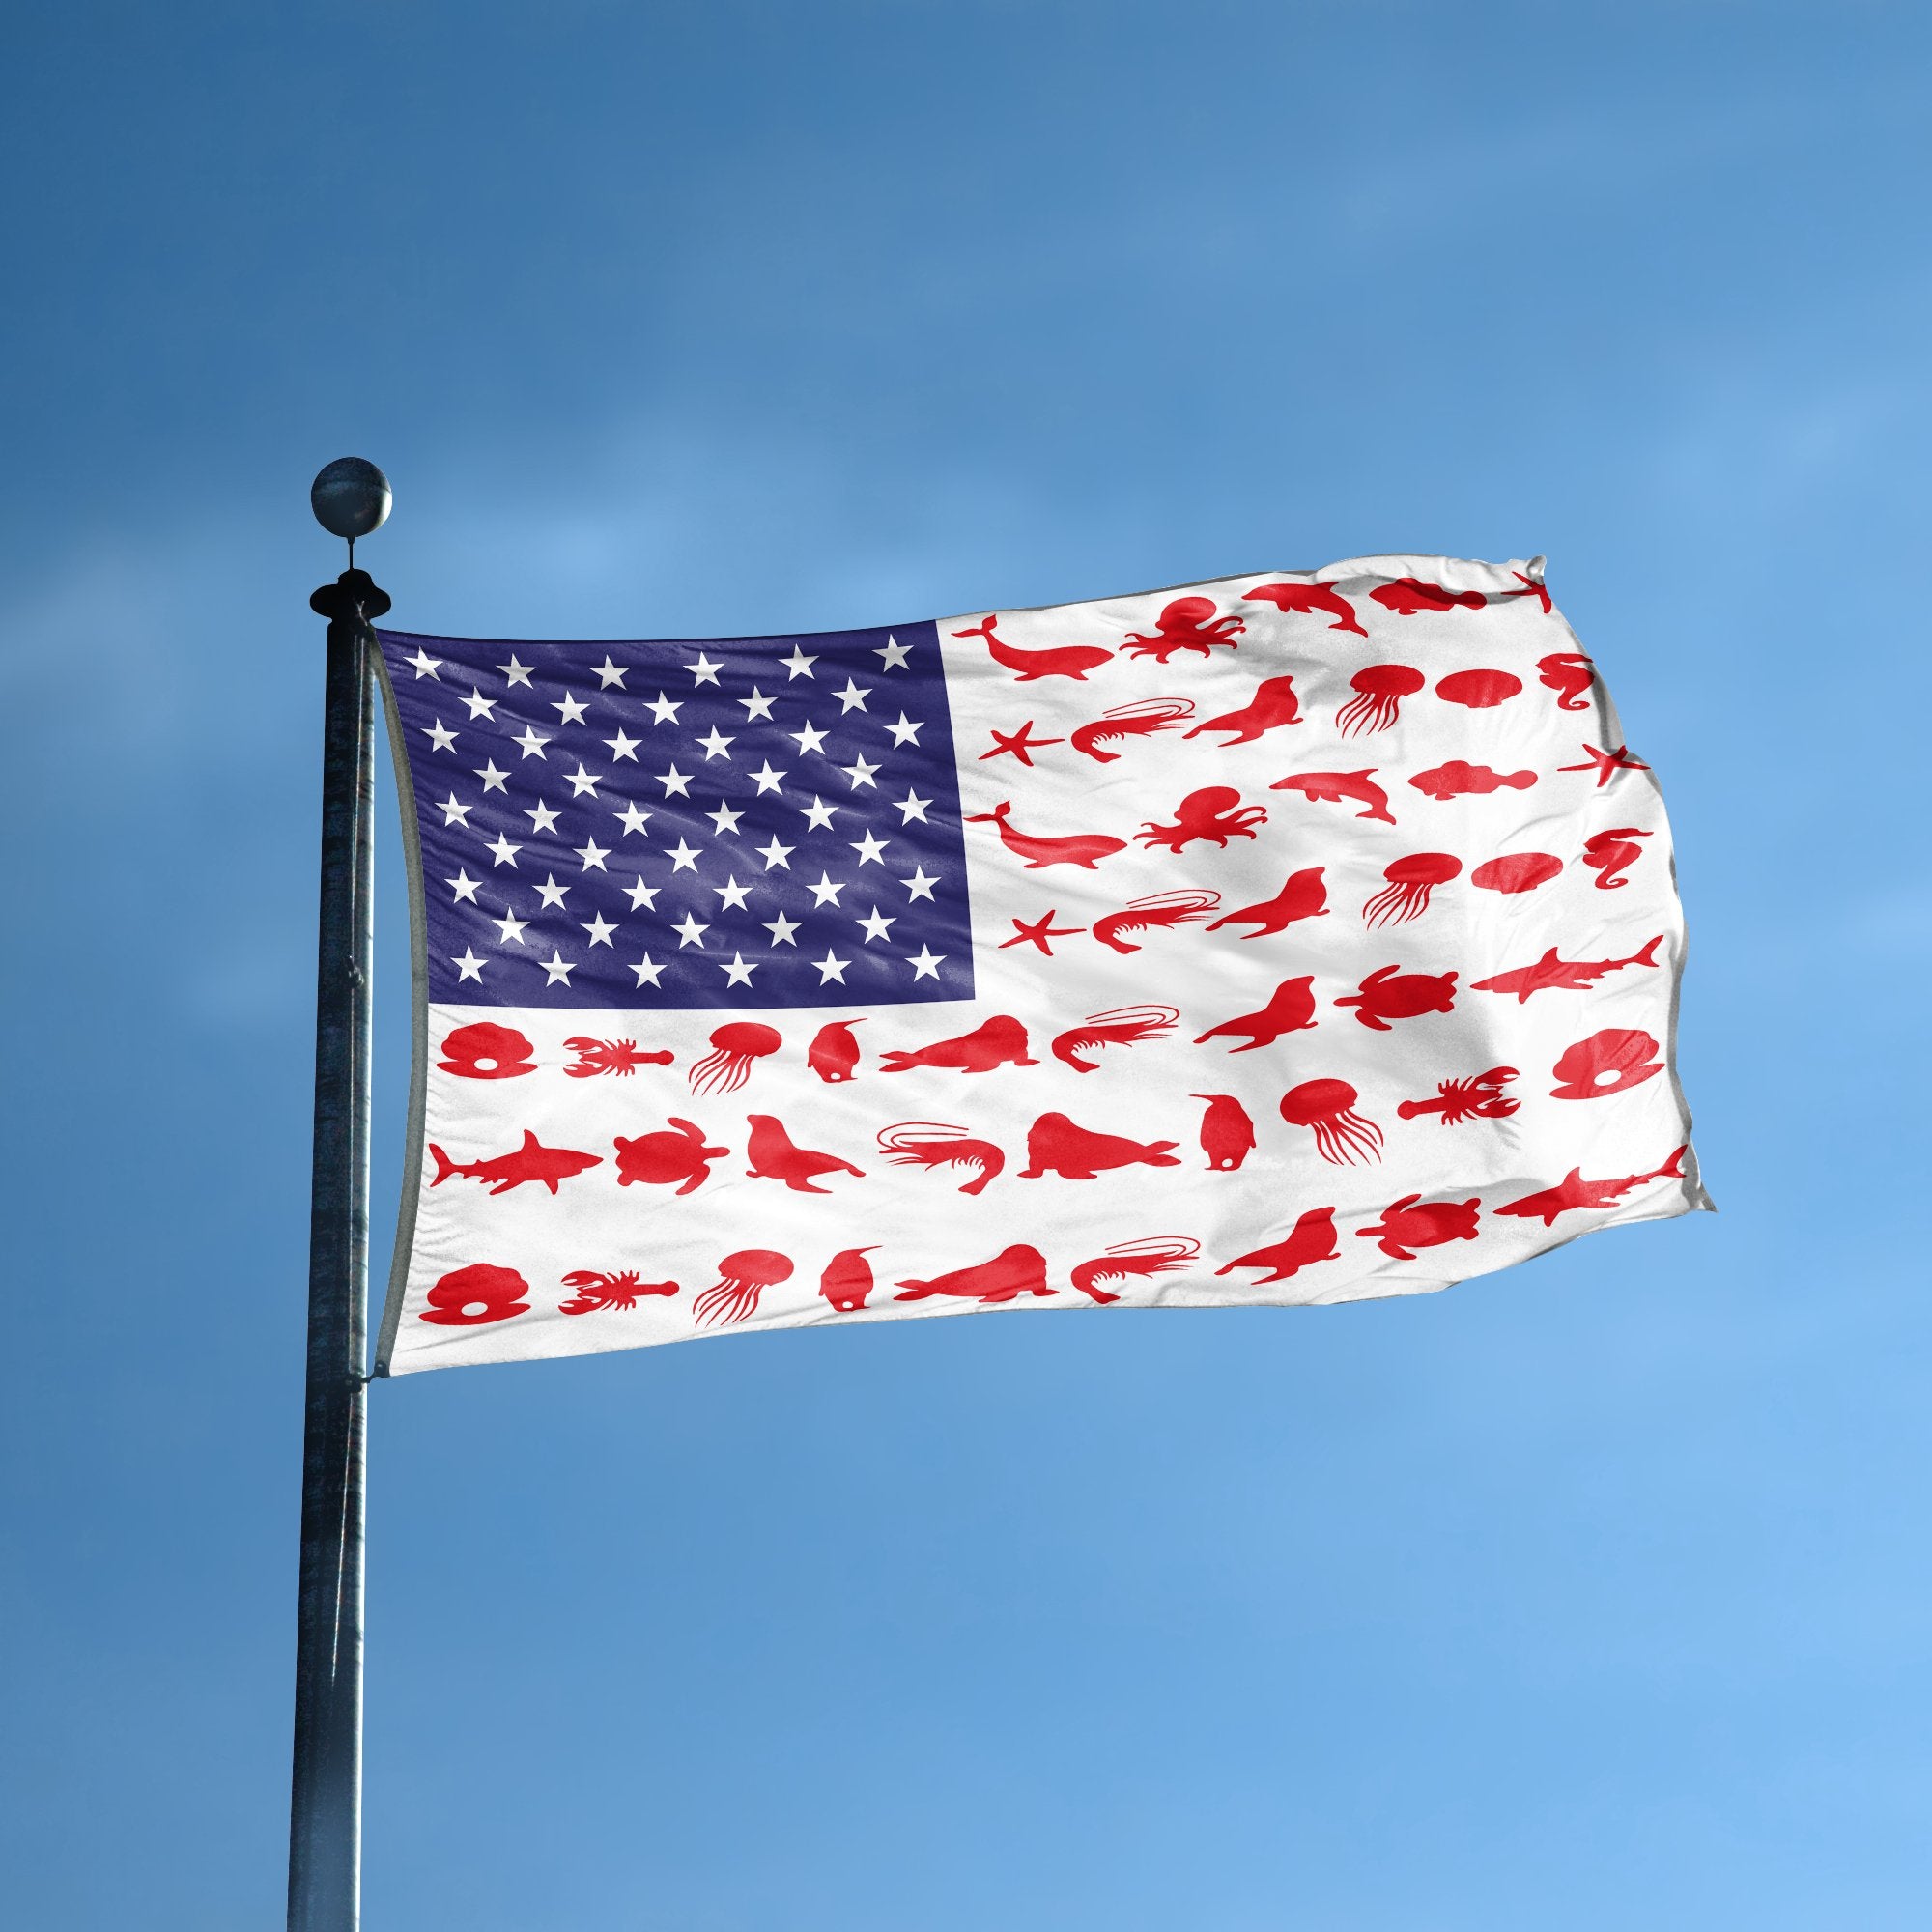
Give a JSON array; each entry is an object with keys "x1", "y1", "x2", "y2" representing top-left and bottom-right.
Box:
[{"x1": 310, "y1": 457, "x2": 392, "y2": 541}]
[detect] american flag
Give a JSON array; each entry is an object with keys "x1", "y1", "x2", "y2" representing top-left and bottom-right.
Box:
[{"x1": 374, "y1": 555, "x2": 1707, "y2": 1376}]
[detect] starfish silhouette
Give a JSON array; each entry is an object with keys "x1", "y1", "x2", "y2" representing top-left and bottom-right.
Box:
[
  {"x1": 1000, "y1": 910, "x2": 1085, "y2": 955},
  {"x1": 980, "y1": 721, "x2": 1064, "y2": 766},
  {"x1": 1558, "y1": 742, "x2": 1649, "y2": 787},
  {"x1": 1502, "y1": 570, "x2": 1552, "y2": 614}
]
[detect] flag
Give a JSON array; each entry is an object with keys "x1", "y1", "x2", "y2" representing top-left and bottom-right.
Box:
[{"x1": 371, "y1": 554, "x2": 1708, "y2": 1374}]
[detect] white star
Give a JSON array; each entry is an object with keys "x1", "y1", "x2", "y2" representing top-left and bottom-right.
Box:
[
  {"x1": 738, "y1": 687, "x2": 777, "y2": 722},
  {"x1": 798, "y1": 796, "x2": 838, "y2": 831},
  {"x1": 849, "y1": 832, "x2": 889, "y2": 865},
  {"x1": 756, "y1": 836, "x2": 793, "y2": 870},
  {"x1": 604, "y1": 729, "x2": 640, "y2": 761},
  {"x1": 644, "y1": 691, "x2": 682, "y2": 724},
  {"x1": 835, "y1": 677, "x2": 871, "y2": 712},
  {"x1": 874, "y1": 636, "x2": 912, "y2": 670},
  {"x1": 512, "y1": 725, "x2": 550, "y2": 759},
  {"x1": 614, "y1": 801, "x2": 653, "y2": 837},
  {"x1": 906, "y1": 945, "x2": 945, "y2": 980},
  {"x1": 719, "y1": 952, "x2": 756, "y2": 986},
  {"x1": 624, "y1": 876, "x2": 660, "y2": 911},
  {"x1": 672, "y1": 912, "x2": 709, "y2": 948},
  {"x1": 552, "y1": 691, "x2": 589, "y2": 724},
  {"x1": 748, "y1": 761, "x2": 786, "y2": 795},
  {"x1": 807, "y1": 872, "x2": 845, "y2": 907},
  {"x1": 883, "y1": 713, "x2": 923, "y2": 747},
  {"x1": 788, "y1": 721, "x2": 830, "y2": 755},
  {"x1": 492, "y1": 909, "x2": 528, "y2": 945},
  {"x1": 406, "y1": 647, "x2": 443, "y2": 680},
  {"x1": 856, "y1": 906, "x2": 895, "y2": 943},
  {"x1": 534, "y1": 875, "x2": 570, "y2": 909},
  {"x1": 706, "y1": 801, "x2": 746, "y2": 837},
  {"x1": 462, "y1": 689, "x2": 497, "y2": 721},
  {"x1": 438, "y1": 794, "x2": 472, "y2": 827},
  {"x1": 813, "y1": 950, "x2": 851, "y2": 984},
  {"x1": 474, "y1": 761, "x2": 509, "y2": 793},
  {"x1": 582, "y1": 913, "x2": 617, "y2": 948},
  {"x1": 841, "y1": 755, "x2": 880, "y2": 789},
  {"x1": 763, "y1": 911, "x2": 802, "y2": 947},
  {"x1": 576, "y1": 838, "x2": 611, "y2": 871},
  {"x1": 630, "y1": 953, "x2": 664, "y2": 988},
  {"x1": 687, "y1": 653, "x2": 724, "y2": 686},
  {"x1": 486, "y1": 834, "x2": 522, "y2": 867},
  {"x1": 696, "y1": 726, "x2": 734, "y2": 760},
  {"x1": 525, "y1": 801, "x2": 561, "y2": 834},
  {"x1": 451, "y1": 948, "x2": 486, "y2": 981},
  {"x1": 445, "y1": 869, "x2": 481, "y2": 903},
  {"x1": 422, "y1": 721, "x2": 458, "y2": 753},
  {"x1": 666, "y1": 838, "x2": 702, "y2": 873},
  {"x1": 593, "y1": 656, "x2": 629, "y2": 689},
  {"x1": 781, "y1": 645, "x2": 818, "y2": 680},
  {"x1": 901, "y1": 867, "x2": 939, "y2": 901},
  {"x1": 497, "y1": 655, "x2": 534, "y2": 687},
  {"x1": 713, "y1": 876, "x2": 753, "y2": 910},
  {"x1": 541, "y1": 951, "x2": 575, "y2": 985},
  {"x1": 656, "y1": 765, "x2": 692, "y2": 798},
  {"x1": 564, "y1": 764, "x2": 602, "y2": 798},
  {"x1": 894, "y1": 789, "x2": 932, "y2": 824}
]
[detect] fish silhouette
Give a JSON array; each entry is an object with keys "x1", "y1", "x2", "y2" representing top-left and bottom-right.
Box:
[
  {"x1": 429, "y1": 1130, "x2": 602, "y2": 1196},
  {"x1": 1472, "y1": 936, "x2": 1662, "y2": 1004}
]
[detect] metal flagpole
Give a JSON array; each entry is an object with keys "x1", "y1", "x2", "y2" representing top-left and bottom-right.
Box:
[{"x1": 289, "y1": 459, "x2": 391, "y2": 1932}]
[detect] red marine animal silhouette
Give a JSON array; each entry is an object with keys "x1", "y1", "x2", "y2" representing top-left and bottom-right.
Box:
[
  {"x1": 876, "y1": 1122, "x2": 1005, "y2": 1196},
  {"x1": 1003, "y1": 909, "x2": 1086, "y2": 954},
  {"x1": 1018, "y1": 1113, "x2": 1181, "y2": 1179},
  {"x1": 1371, "y1": 578, "x2": 1486, "y2": 615},
  {"x1": 1243, "y1": 580, "x2": 1368, "y2": 637},
  {"x1": 1336, "y1": 966, "x2": 1459, "y2": 1031},
  {"x1": 1206, "y1": 867, "x2": 1328, "y2": 939},
  {"x1": 1123, "y1": 596, "x2": 1245, "y2": 660},
  {"x1": 1069, "y1": 1236, "x2": 1201, "y2": 1304},
  {"x1": 1471, "y1": 851, "x2": 1563, "y2": 895},
  {"x1": 807, "y1": 1018, "x2": 865, "y2": 1083},
  {"x1": 1279, "y1": 1080, "x2": 1383, "y2": 1165},
  {"x1": 1363, "y1": 853, "x2": 1462, "y2": 928},
  {"x1": 438, "y1": 1021, "x2": 536, "y2": 1080},
  {"x1": 1494, "y1": 1146, "x2": 1688, "y2": 1226},
  {"x1": 1216, "y1": 1207, "x2": 1341, "y2": 1283},
  {"x1": 818, "y1": 1248, "x2": 876, "y2": 1312},
  {"x1": 695, "y1": 1248, "x2": 793, "y2": 1327},
  {"x1": 1183, "y1": 673, "x2": 1303, "y2": 745},
  {"x1": 563, "y1": 1037, "x2": 674, "y2": 1077},
  {"x1": 1270, "y1": 768, "x2": 1396, "y2": 825},
  {"x1": 612, "y1": 1119, "x2": 730, "y2": 1195},
  {"x1": 1472, "y1": 935, "x2": 1662, "y2": 1003},
  {"x1": 1537, "y1": 652, "x2": 1596, "y2": 711},
  {"x1": 1336, "y1": 664, "x2": 1426, "y2": 737},
  {"x1": 1135, "y1": 786, "x2": 1268, "y2": 854},
  {"x1": 1091, "y1": 890, "x2": 1220, "y2": 954},
  {"x1": 1503, "y1": 570, "x2": 1553, "y2": 613},
  {"x1": 1051, "y1": 1004, "x2": 1178, "y2": 1073},
  {"x1": 966, "y1": 800, "x2": 1128, "y2": 869},
  {"x1": 1409, "y1": 761, "x2": 1537, "y2": 801},
  {"x1": 419, "y1": 1264, "x2": 531, "y2": 1326},
  {"x1": 1560, "y1": 742, "x2": 1651, "y2": 787},
  {"x1": 1581, "y1": 828, "x2": 1651, "y2": 890},
  {"x1": 1435, "y1": 668, "x2": 1522, "y2": 708},
  {"x1": 744, "y1": 1114, "x2": 866, "y2": 1194},
  {"x1": 1358, "y1": 1195, "x2": 1483, "y2": 1260},
  {"x1": 689, "y1": 1021, "x2": 781, "y2": 1094},
  {"x1": 1069, "y1": 697, "x2": 1195, "y2": 762},
  {"x1": 558, "y1": 1269, "x2": 678, "y2": 1313},
  {"x1": 1193, "y1": 976, "x2": 1319, "y2": 1051},
  {"x1": 1191, "y1": 1094, "x2": 1257, "y2": 1170},
  {"x1": 895, "y1": 1244, "x2": 1054, "y2": 1304},
  {"x1": 429, "y1": 1130, "x2": 603, "y2": 1196},
  {"x1": 952, "y1": 614, "x2": 1113, "y2": 682},
  {"x1": 878, "y1": 1013, "x2": 1037, "y2": 1073},
  {"x1": 1549, "y1": 1028, "x2": 1664, "y2": 1100},
  {"x1": 980, "y1": 721, "x2": 1065, "y2": 765},
  {"x1": 1396, "y1": 1067, "x2": 1520, "y2": 1123}
]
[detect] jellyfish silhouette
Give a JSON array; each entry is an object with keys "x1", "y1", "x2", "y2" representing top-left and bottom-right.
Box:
[
  {"x1": 1279, "y1": 1080, "x2": 1384, "y2": 1165},
  {"x1": 1335, "y1": 664, "x2": 1425, "y2": 737},
  {"x1": 694, "y1": 1248, "x2": 794, "y2": 1327},
  {"x1": 688, "y1": 1022, "x2": 781, "y2": 1095},
  {"x1": 1363, "y1": 853, "x2": 1462, "y2": 928}
]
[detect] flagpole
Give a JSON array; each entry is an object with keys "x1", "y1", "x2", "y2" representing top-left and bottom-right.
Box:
[{"x1": 290, "y1": 460, "x2": 391, "y2": 1932}]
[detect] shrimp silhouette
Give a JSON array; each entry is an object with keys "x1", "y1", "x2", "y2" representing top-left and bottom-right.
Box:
[
  {"x1": 1242, "y1": 581, "x2": 1367, "y2": 637},
  {"x1": 744, "y1": 1114, "x2": 865, "y2": 1194},
  {"x1": 1122, "y1": 596, "x2": 1244, "y2": 661},
  {"x1": 1050, "y1": 1005, "x2": 1178, "y2": 1073},
  {"x1": 1205, "y1": 867, "x2": 1327, "y2": 938},
  {"x1": 1183, "y1": 673, "x2": 1303, "y2": 745},
  {"x1": 1581, "y1": 828, "x2": 1651, "y2": 890},
  {"x1": 952, "y1": 614, "x2": 1112, "y2": 682},
  {"x1": 1191, "y1": 1094, "x2": 1257, "y2": 1170},
  {"x1": 1069, "y1": 1236, "x2": 1201, "y2": 1304},
  {"x1": 877, "y1": 1122, "x2": 1005, "y2": 1196},
  {"x1": 1069, "y1": 697, "x2": 1194, "y2": 762},
  {"x1": 1270, "y1": 768, "x2": 1396, "y2": 825},
  {"x1": 1216, "y1": 1208, "x2": 1340, "y2": 1284},
  {"x1": 807, "y1": 1018, "x2": 865, "y2": 1083},
  {"x1": 878, "y1": 1014, "x2": 1036, "y2": 1073},
  {"x1": 1091, "y1": 890, "x2": 1220, "y2": 955},
  {"x1": 966, "y1": 800, "x2": 1126, "y2": 869},
  {"x1": 1193, "y1": 977, "x2": 1319, "y2": 1052}
]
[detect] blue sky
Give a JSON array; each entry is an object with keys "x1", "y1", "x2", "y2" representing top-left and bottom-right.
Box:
[{"x1": 3, "y1": 3, "x2": 1929, "y2": 1925}]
